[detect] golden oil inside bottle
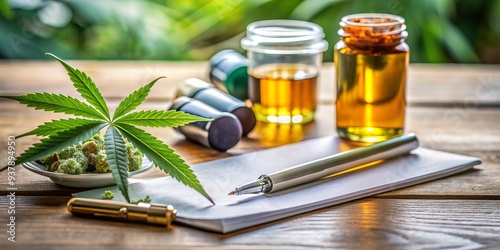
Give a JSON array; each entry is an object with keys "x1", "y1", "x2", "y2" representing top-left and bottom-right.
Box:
[
  {"x1": 249, "y1": 64, "x2": 318, "y2": 124},
  {"x1": 335, "y1": 51, "x2": 407, "y2": 142},
  {"x1": 335, "y1": 13, "x2": 409, "y2": 143}
]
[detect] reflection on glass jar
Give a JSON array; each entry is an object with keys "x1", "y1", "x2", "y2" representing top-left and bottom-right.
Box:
[{"x1": 253, "y1": 122, "x2": 304, "y2": 147}]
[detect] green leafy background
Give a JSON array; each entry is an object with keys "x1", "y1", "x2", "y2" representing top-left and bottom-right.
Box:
[{"x1": 0, "y1": 0, "x2": 499, "y2": 63}]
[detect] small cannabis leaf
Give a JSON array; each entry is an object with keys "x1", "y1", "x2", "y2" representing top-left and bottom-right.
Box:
[
  {"x1": 115, "y1": 110, "x2": 206, "y2": 127},
  {"x1": 1, "y1": 93, "x2": 106, "y2": 120},
  {"x1": 17, "y1": 118, "x2": 102, "y2": 138},
  {"x1": 1, "y1": 53, "x2": 214, "y2": 204},
  {"x1": 104, "y1": 126, "x2": 130, "y2": 202}
]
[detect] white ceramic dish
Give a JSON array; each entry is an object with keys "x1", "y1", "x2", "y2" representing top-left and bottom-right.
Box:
[{"x1": 22, "y1": 157, "x2": 154, "y2": 188}]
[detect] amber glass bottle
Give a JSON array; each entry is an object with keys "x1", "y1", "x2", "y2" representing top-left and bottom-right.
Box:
[{"x1": 335, "y1": 13, "x2": 409, "y2": 143}]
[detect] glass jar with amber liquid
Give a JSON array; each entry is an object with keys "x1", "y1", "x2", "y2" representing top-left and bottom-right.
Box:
[
  {"x1": 335, "y1": 13, "x2": 409, "y2": 143},
  {"x1": 241, "y1": 20, "x2": 328, "y2": 124}
]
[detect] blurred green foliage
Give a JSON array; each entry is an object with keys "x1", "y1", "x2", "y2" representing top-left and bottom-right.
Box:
[{"x1": 0, "y1": 0, "x2": 499, "y2": 63}]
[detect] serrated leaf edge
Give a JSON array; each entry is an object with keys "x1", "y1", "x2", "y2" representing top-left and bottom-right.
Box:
[
  {"x1": 45, "y1": 52, "x2": 110, "y2": 121},
  {"x1": 17, "y1": 118, "x2": 99, "y2": 138},
  {"x1": 115, "y1": 110, "x2": 212, "y2": 128},
  {"x1": 0, "y1": 93, "x2": 107, "y2": 121}
]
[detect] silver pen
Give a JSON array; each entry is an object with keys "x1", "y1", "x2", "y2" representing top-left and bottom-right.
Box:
[{"x1": 228, "y1": 133, "x2": 419, "y2": 195}]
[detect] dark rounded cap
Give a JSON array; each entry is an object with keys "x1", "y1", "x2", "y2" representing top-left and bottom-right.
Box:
[
  {"x1": 208, "y1": 114, "x2": 242, "y2": 151},
  {"x1": 232, "y1": 106, "x2": 256, "y2": 136}
]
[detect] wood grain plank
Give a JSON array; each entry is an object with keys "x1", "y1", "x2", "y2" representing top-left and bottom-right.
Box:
[
  {"x1": 408, "y1": 64, "x2": 500, "y2": 106},
  {"x1": 1, "y1": 62, "x2": 499, "y2": 106},
  {"x1": 1, "y1": 161, "x2": 498, "y2": 198},
  {"x1": 0, "y1": 61, "x2": 208, "y2": 101},
  {"x1": 1, "y1": 102, "x2": 499, "y2": 157},
  {"x1": 0, "y1": 102, "x2": 499, "y2": 196},
  {"x1": 1, "y1": 61, "x2": 499, "y2": 249},
  {"x1": 0, "y1": 196, "x2": 498, "y2": 249}
]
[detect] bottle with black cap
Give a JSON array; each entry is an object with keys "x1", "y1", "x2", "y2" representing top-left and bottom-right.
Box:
[
  {"x1": 209, "y1": 49, "x2": 249, "y2": 101},
  {"x1": 169, "y1": 96, "x2": 242, "y2": 152},
  {"x1": 176, "y1": 78, "x2": 256, "y2": 136}
]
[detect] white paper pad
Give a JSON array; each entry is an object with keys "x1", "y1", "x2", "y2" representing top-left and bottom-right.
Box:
[{"x1": 75, "y1": 136, "x2": 481, "y2": 233}]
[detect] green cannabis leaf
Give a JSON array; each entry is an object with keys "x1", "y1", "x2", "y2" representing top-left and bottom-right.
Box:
[{"x1": 1, "y1": 53, "x2": 214, "y2": 204}]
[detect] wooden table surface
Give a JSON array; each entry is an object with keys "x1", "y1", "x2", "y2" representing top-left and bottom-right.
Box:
[{"x1": 0, "y1": 61, "x2": 499, "y2": 249}]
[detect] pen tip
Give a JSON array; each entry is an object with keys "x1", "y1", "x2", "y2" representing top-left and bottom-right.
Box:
[{"x1": 228, "y1": 191, "x2": 235, "y2": 195}]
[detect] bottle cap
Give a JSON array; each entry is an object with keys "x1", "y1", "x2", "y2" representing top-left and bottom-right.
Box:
[
  {"x1": 209, "y1": 49, "x2": 249, "y2": 100},
  {"x1": 169, "y1": 97, "x2": 242, "y2": 152}
]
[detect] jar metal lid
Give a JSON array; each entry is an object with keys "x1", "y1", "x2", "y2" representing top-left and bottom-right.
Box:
[{"x1": 241, "y1": 20, "x2": 328, "y2": 54}]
